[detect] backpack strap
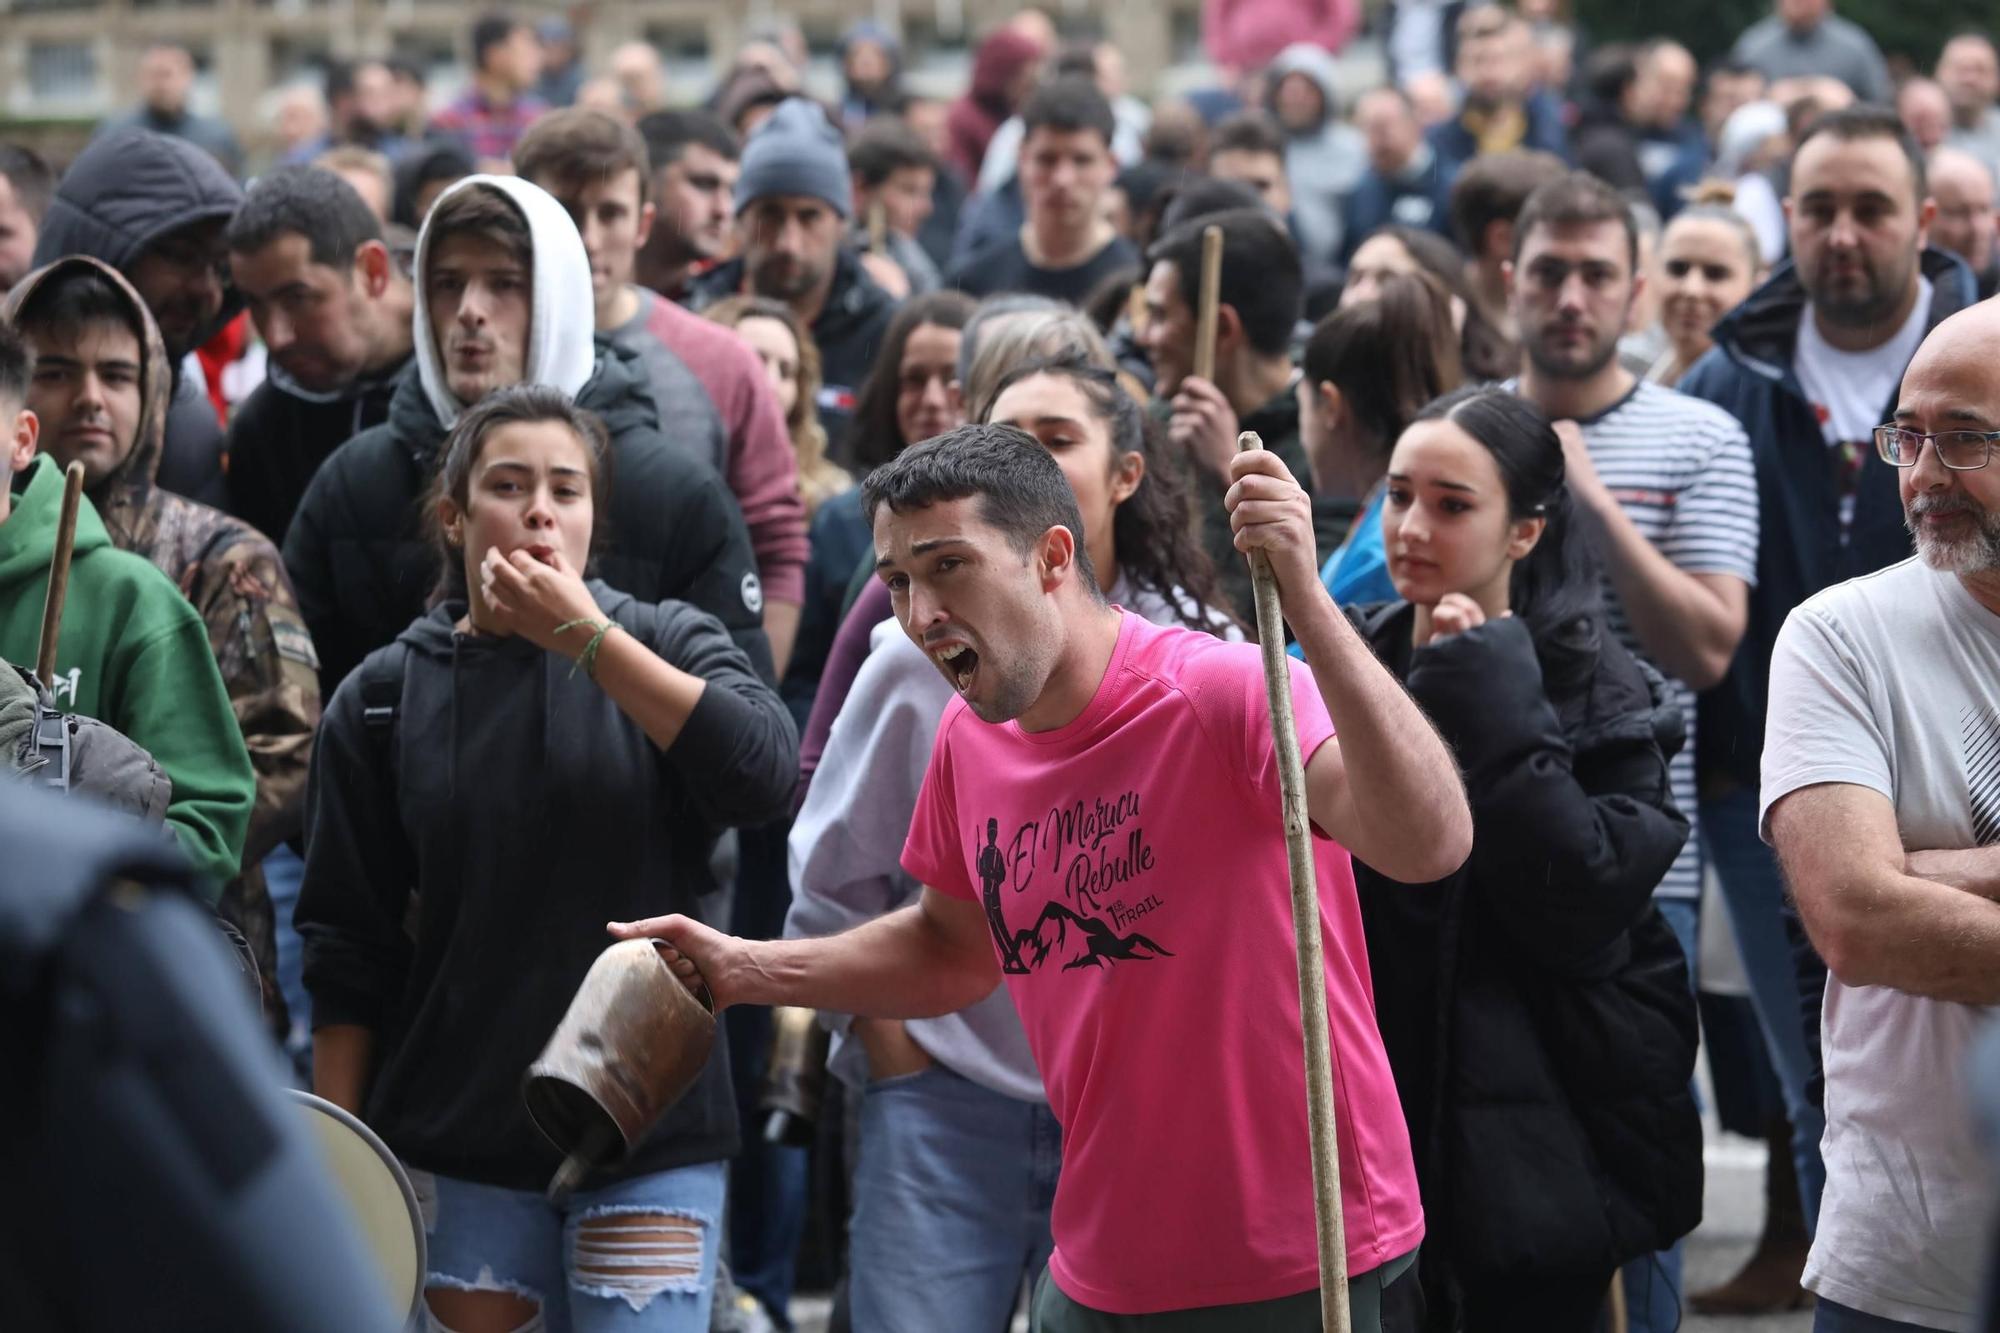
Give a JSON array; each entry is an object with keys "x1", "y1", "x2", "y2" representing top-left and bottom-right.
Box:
[
  {"x1": 355, "y1": 642, "x2": 418, "y2": 941},
  {"x1": 358, "y1": 642, "x2": 409, "y2": 763}
]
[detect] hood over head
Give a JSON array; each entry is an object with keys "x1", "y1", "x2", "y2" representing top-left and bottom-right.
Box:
[
  {"x1": 410, "y1": 174, "x2": 595, "y2": 429},
  {"x1": 31, "y1": 129, "x2": 244, "y2": 353},
  {"x1": 969, "y1": 29, "x2": 1045, "y2": 111},
  {"x1": 1, "y1": 256, "x2": 174, "y2": 545},
  {"x1": 1268, "y1": 43, "x2": 1342, "y2": 129}
]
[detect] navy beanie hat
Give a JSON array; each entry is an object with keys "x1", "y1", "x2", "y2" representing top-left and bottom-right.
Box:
[{"x1": 734, "y1": 97, "x2": 854, "y2": 218}]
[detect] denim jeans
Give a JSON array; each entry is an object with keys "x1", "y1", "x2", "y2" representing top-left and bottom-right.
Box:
[
  {"x1": 1702, "y1": 787, "x2": 1827, "y2": 1227},
  {"x1": 406, "y1": 1160, "x2": 725, "y2": 1333},
  {"x1": 848, "y1": 1063, "x2": 1060, "y2": 1331},
  {"x1": 1813, "y1": 1297, "x2": 1955, "y2": 1332},
  {"x1": 1621, "y1": 896, "x2": 1697, "y2": 1333},
  {"x1": 262, "y1": 844, "x2": 312, "y2": 1086}
]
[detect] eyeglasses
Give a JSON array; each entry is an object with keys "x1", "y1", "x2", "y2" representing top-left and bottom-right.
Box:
[{"x1": 1872, "y1": 425, "x2": 2000, "y2": 471}]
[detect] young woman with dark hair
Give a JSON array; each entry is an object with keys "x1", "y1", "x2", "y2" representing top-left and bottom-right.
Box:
[
  {"x1": 986, "y1": 357, "x2": 1235, "y2": 636},
  {"x1": 1349, "y1": 385, "x2": 1702, "y2": 1330},
  {"x1": 297, "y1": 384, "x2": 796, "y2": 1333},
  {"x1": 1342, "y1": 225, "x2": 1515, "y2": 381},
  {"x1": 841, "y1": 288, "x2": 978, "y2": 472},
  {"x1": 1299, "y1": 268, "x2": 1463, "y2": 611}
]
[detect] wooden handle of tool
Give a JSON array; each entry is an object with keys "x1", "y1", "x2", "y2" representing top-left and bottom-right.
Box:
[
  {"x1": 1237, "y1": 429, "x2": 1350, "y2": 1332},
  {"x1": 1193, "y1": 224, "x2": 1223, "y2": 385},
  {"x1": 868, "y1": 199, "x2": 889, "y2": 257},
  {"x1": 35, "y1": 461, "x2": 86, "y2": 686}
]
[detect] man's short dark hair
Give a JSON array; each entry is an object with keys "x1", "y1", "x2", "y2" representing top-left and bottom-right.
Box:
[
  {"x1": 471, "y1": 13, "x2": 524, "y2": 72},
  {"x1": 514, "y1": 109, "x2": 652, "y2": 204},
  {"x1": 1512, "y1": 169, "x2": 1640, "y2": 271},
  {"x1": 1021, "y1": 78, "x2": 1117, "y2": 149},
  {"x1": 0, "y1": 323, "x2": 29, "y2": 410},
  {"x1": 424, "y1": 183, "x2": 532, "y2": 273},
  {"x1": 227, "y1": 165, "x2": 384, "y2": 268},
  {"x1": 862, "y1": 422, "x2": 1104, "y2": 598},
  {"x1": 1210, "y1": 112, "x2": 1285, "y2": 161},
  {"x1": 636, "y1": 110, "x2": 740, "y2": 173},
  {"x1": 1157, "y1": 178, "x2": 1266, "y2": 234},
  {"x1": 848, "y1": 120, "x2": 936, "y2": 188},
  {"x1": 1147, "y1": 208, "x2": 1303, "y2": 358},
  {"x1": 0, "y1": 146, "x2": 56, "y2": 224},
  {"x1": 13, "y1": 266, "x2": 144, "y2": 352},
  {"x1": 386, "y1": 55, "x2": 427, "y2": 87},
  {"x1": 1794, "y1": 103, "x2": 1929, "y2": 202},
  {"x1": 1448, "y1": 149, "x2": 1568, "y2": 255}
]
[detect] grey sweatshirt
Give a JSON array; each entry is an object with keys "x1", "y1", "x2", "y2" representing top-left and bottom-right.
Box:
[{"x1": 784, "y1": 577, "x2": 1240, "y2": 1102}]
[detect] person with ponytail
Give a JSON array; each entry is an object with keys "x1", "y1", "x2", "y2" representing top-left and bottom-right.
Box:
[
  {"x1": 298, "y1": 385, "x2": 796, "y2": 1332},
  {"x1": 1348, "y1": 385, "x2": 1702, "y2": 1330},
  {"x1": 1298, "y1": 268, "x2": 1462, "y2": 611},
  {"x1": 1645, "y1": 181, "x2": 1766, "y2": 386}
]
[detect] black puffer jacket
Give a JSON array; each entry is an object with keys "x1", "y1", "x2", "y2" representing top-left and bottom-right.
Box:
[
  {"x1": 283, "y1": 346, "x2": 773, "y2": 695},
  {"x1": 32, "y1": 128, "x2": 243, "y2": 507},
  {"x1": 1353, "y1": 606, "x2": 1701, "y2": 1297}
]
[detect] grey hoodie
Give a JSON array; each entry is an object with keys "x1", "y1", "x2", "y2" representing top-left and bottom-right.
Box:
[{"x1": 1267, "y1": 43, "x2": 1368, "y2": 265}]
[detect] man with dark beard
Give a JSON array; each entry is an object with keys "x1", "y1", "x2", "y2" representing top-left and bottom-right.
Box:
[
  {"x1": 689, "y1": 98, "x2": 899, "y2": 444},
  {"x1": 1681, "y1": 104, "x2": 1978, "y2": 1260},
  {"x1": 1505, "y1": 168, "x2": 1761, "y2": 1331}
]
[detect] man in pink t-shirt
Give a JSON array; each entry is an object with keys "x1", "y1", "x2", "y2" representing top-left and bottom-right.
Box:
[{"x1": 615, "y1": 424, "x2": 1471, "y2": 1326}]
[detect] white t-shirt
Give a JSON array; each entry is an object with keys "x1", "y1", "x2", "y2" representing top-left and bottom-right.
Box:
[
  {"x1": 1794, "y1": 278, "x2": 1933, "y2": 531},
  {"x1": 1761, "y1": 557, "x2": 2000, "y2": 1330}
]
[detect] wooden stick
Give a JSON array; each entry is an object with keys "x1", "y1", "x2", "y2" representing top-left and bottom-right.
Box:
[
  {"x1": 1193, "y1": 223, "x2": 1224, "y2": 385},
  {"x1": 1238, "y1": 428, "x2": 1349, "y2": 1332},
  {"x1": 867, "y1": 199, "x2": 889, "y2": 257},
  {"x1": 35, "y1": 461, "x2": 86, "y2": 685}
]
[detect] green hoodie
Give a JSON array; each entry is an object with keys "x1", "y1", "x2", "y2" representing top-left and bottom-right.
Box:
[{"x1": 0, "y1": 455, "x2": 252, "y2": 894}]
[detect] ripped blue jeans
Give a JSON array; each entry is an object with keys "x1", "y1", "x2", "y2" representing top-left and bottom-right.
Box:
[{"x1": 407, "y1": 1160, "x2": 726, "y2": 1333}]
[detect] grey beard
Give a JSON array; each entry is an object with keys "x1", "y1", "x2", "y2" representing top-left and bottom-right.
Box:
[{"x1": 1907, "y1": 494, "x2": 2000, "y2": 574}]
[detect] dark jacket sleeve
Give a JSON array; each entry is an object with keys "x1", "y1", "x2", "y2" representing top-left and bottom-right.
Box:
[
  {"x1": 645, "y1": 600, "x2": 800, "y2": 829},
  {"x1": 295, "y1": 672, "x2": 416, "y2": 1032},
  {"x1": 627, "y1": 443, "x2": 777, "y2": 684},
  {"x1": 1405, "y1": 617, "x2": 1689, "y2": 975},
  {"x1": 224, "y1": 387, "x2": 287, "y2": 544},
  {"x1": 283, "y1": 448, "x2": 363, "y2": 698}
]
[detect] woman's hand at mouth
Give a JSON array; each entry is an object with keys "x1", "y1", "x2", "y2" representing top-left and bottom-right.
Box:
[{"x1": 480, "y1": 546, "x2": 611, "y2": 659}]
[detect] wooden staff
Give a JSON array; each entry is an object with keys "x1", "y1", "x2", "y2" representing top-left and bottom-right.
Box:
[
  {"x1": 867, "y1": 199, "x2": 889, "y2": 257},
  {"x1": 1193, "y1": 224, "x2": 1223, "y2": 384},
  {"x1": 35, "y1": 461, "x2": 86, "y2": 685},
  {"x1": 1238, "y1": 427, "x2": 1350, "y2": 1332}
]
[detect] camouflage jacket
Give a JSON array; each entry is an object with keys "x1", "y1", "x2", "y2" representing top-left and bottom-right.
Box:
[{"x1": 3, "y1": 258, "x2": 321, "y2": 866}]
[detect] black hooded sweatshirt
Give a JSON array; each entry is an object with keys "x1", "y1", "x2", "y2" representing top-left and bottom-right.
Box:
[
  {"x1": 297, "y1": 584, "x2": 797, "y2": 1189},
  {"x1": 283, "y1": 347, "x2": 774, "y2": 696},
  {"x1": 32, "y1": 128, "x2": 243, "y2": 508},
  {"x1": 226, "y1": 357, "x2": 409, "y2": 547}
]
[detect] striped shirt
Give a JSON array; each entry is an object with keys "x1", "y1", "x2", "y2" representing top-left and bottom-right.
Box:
[{"x1": 1574, "y1": 379, "x2": 1761, "y2": 901}]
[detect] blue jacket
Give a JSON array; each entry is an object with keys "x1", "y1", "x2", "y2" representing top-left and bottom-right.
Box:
[
  {"x1": 1426, "y1": 88, "x2": 1571, "y2": 184},
  {"x1": 1339, "y1": 148, "x2": 1453, "y2": 264},
  {"x1": 1676, "y1": 248, "x2": 1976, "y2": 789}
]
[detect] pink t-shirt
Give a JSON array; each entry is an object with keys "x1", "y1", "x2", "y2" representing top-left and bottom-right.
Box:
[{"x1": 901, "y1": 611, "x2": 1423, "y2": 1314}]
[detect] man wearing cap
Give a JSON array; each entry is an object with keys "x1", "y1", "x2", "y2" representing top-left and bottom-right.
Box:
[{"x1": 690, "y1": 97, "x2": 901, "y2": 446}]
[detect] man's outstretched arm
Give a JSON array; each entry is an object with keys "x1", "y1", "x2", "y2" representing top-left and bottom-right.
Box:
[{"x1": 610, "y1": 886, "x2": 1002, "y2": 1016}]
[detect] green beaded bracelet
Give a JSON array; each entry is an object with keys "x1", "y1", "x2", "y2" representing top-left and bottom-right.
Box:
[{"x1": 554, "y1": 617, "x2": 617, "y2": 680}]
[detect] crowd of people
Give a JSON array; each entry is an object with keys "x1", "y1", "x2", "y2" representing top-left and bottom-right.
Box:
[{"x1": 3, "y1": 0, "x2": 2000, "y2": 1329}]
